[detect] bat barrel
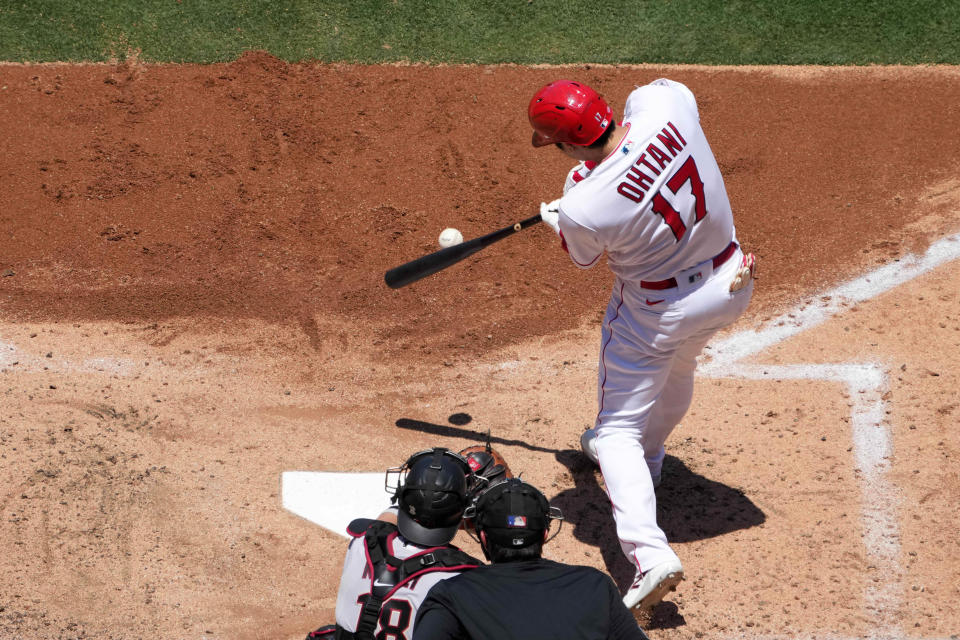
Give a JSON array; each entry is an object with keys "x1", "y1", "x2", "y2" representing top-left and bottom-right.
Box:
[
  {"x1": 384, "y1": 214, "x2": 543, "y2": 289},
  {"x1": 384, "y1": 241, "x2": 484, "y2": 289}
]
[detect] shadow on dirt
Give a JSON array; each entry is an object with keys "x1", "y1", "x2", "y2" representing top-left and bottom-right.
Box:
[
  {"x1": 550, "y1": 451, "x2": 766, "y2": 582},
  {"x1": 395, "y1": 416, "x2": 560, "y2": 454},
  {"x1": 654, "y1": 455, "x2": 767, "y2": 544}
]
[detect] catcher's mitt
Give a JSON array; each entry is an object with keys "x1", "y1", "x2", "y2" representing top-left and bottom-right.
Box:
[
  {"x1": 459, "y1": 443, "x2": 513, "y2": 502},
  {"x1": 459, "y1": 443, "x2": 513, "y2": 532}
]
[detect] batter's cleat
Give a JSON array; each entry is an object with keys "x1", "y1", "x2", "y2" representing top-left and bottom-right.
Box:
[
  {"x1": 622, "y1": 559, "x2": 684, "y2": 611},
  {"x1": 580, "y1": 428, "x2": 599, "y2": 465}
]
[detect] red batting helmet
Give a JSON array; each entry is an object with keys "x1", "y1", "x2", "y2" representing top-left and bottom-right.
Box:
[{"x1": 528, "y1": 80, "x2": 612, "y2": 148}]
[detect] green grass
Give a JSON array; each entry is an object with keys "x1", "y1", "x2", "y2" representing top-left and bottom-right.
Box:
[{"x1": 1, "y1": 0, "x2": 958, "y2": 64}]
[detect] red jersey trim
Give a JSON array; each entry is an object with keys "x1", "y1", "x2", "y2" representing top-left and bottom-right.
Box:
[{"x1": 571, "y1": 160, "x2": 599, "y2": 184}]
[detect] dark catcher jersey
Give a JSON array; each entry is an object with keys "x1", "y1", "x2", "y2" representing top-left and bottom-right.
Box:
[{"x1": 413, "y1": 558, "x2": 648, "y2": 640}]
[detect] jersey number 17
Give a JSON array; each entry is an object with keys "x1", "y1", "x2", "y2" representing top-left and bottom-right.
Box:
[{"x1": 650, "y1": 156, "x2": 707, "y2": 241}]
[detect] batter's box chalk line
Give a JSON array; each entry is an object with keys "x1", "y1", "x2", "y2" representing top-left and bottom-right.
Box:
[
  {"x1": 700, "y1": 231, "x2": 960, "y2": 636},
  {"x1": 0, "y1": 338, "x2": 134, "y2": 374}
]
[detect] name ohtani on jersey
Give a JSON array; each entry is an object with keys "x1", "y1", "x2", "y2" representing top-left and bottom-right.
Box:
[{"x1": 616, "y1": 122, "x2": 688, "y2": 203}]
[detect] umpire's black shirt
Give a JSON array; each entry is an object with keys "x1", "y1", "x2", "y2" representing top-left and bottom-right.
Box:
[{"x1": 413, "y1": 558, "x2": 648, "y2": 640}]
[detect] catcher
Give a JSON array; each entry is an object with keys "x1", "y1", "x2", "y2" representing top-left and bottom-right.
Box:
[{"x1": 305, "y1": 444, "x2": 512, "y2": 640}]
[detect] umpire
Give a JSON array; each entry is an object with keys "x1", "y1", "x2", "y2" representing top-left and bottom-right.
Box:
[{"x1": 413, "y1": 478, "x2": 649, "y2": 640}]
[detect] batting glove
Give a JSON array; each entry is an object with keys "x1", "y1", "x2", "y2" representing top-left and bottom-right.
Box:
[{"x1": 539, "y1": 199, "x2": 561, "y2": 233}]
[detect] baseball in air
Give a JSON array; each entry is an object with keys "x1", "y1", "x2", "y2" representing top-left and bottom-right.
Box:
[{"x1": 438, "y1": 228, "x2": 464, "y2": 248}]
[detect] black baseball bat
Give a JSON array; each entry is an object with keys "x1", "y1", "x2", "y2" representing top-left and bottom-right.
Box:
[{"x1": 384, "y1": 213, "x2": 543, "y2": 289}]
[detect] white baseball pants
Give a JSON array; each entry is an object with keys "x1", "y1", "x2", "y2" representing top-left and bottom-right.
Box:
[{"x1": 594, "y1": 246, "x2": 754, "y2": 573}]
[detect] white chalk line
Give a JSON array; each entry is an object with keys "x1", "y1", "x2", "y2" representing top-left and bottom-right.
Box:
[
  {"x1": 0, "y1": 339, "x2": 135, "y2": 375},
  {"x1": 701, "y1": 231, "x2": 960, "y2": 637},
  {"x1": 703, "y1": 233, "x2": 960, "y2": 368}
]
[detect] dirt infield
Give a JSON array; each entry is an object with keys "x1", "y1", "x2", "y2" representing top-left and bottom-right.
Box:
[{"x1": 1, "y1": 53, "x2": 959, "y2": 639}]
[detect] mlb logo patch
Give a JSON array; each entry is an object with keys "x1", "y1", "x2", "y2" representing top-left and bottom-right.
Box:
[
  {"x1": 688, "y1": 271, "x2": 703, "y2": 284},
  {"x1": 507, "y1": 515, "x2": 527, "y2": 528}
]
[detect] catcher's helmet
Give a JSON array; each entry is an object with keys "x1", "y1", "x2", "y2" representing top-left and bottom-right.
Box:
[
  {"x1": 392, "y1": 448, "x2": 472, "y2": 547},
  {"x1": 528, "y1": 80, "x2": 612, "y2": 148}
]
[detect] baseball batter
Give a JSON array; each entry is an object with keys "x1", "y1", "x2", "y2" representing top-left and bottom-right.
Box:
[{"x1": 528, "y1": 78, "x2": 756, "y2": 611}]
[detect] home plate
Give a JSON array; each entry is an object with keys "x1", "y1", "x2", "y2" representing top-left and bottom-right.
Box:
[{"x1": 281, "y1": 471, "x2": 390, "y2": 538}]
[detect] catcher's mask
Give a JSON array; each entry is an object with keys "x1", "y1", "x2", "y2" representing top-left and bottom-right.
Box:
[
  {"x1": 528, "y1": 79, "x2": 612, "y2": 148},
  {"x1": 466, "y1": 478, "x2": 563, "y2": 550},
  {"x1": 385, "y1": 447, "x2": 472, "y2": 547}
]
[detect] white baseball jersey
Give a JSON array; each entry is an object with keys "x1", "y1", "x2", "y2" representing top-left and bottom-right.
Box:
[
  {"x1": 334, "y1": 514, "x2": 471, "y2": 640},
  {"x1": 558, "y1": 78, "x2": 735, "y2": 282}
]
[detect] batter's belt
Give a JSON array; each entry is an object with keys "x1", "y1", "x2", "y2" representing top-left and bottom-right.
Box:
[{"x1": 639, "y1": 241, "x2": 738, "y2": 290}]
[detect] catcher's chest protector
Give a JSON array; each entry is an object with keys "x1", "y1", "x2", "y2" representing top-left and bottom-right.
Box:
[{"x1": 348, "y1": 519, "x2": 482, "y2": 640}]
